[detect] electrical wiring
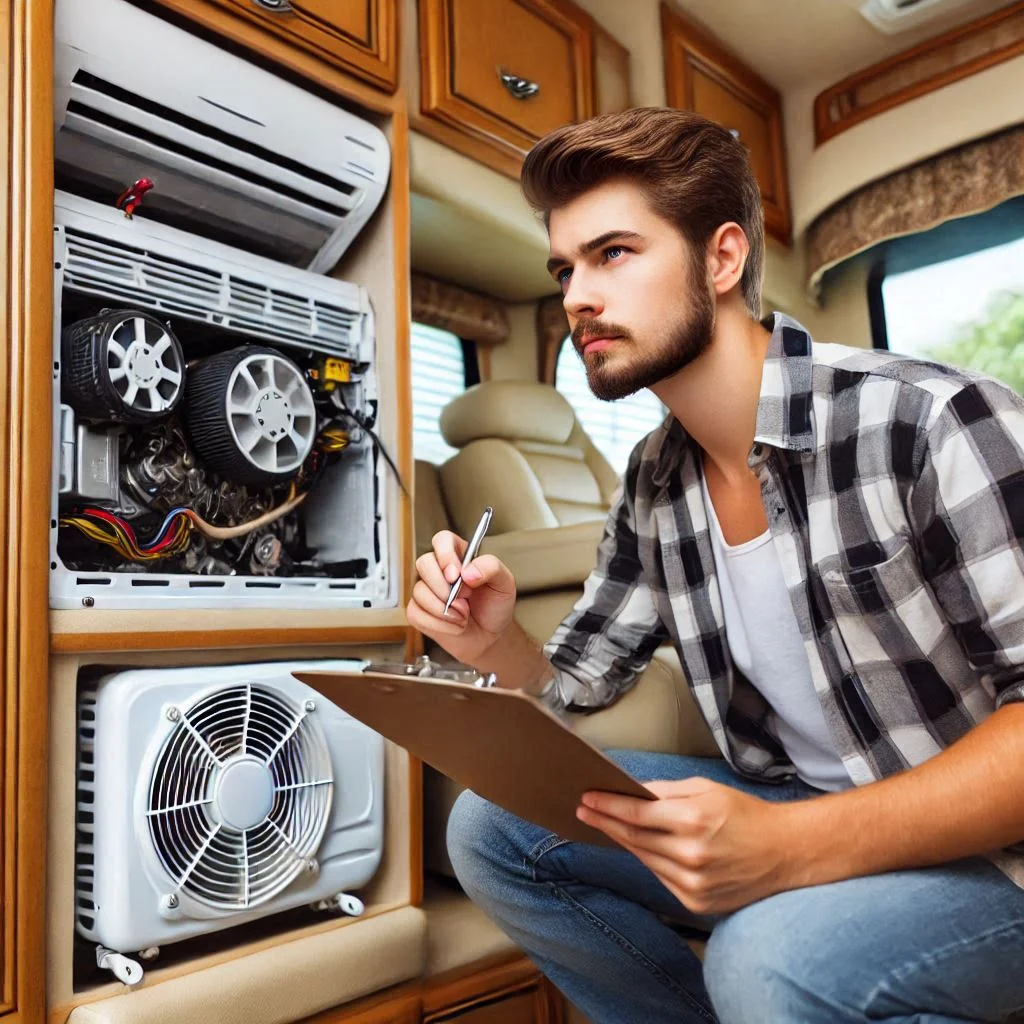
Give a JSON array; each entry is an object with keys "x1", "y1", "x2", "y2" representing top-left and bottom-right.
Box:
[
  {"x1": 331, "y1": 398, "x2": 410, "y2": 499},
  {"x1": 184, "y1": 488, "x2": 307, "y2": 540},
  {"x1": 60, "y1": 506, "x2": 193, "y2": 561},
  {"x1": 61, "y1": 486, "x2": 309, "y2": 558}
]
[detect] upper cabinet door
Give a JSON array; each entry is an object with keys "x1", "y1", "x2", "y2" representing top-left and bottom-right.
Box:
[
  {"x1": 419, "y1": 0, "x2": 596, "y2": 178},
  {"x1": 660, "y1": 4, "x2": 791, "y2": 245},
  {"x1": 220, "y1": 0, "x2": 399, "y2": 92}
]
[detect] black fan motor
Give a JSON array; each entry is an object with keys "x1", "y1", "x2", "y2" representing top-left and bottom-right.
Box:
[
  {"x1": 61, "y1": 309, "x2": 185, "y2": 423},
  {"x1": 183, "y1": 346, "x2": 317, "y2": 487}
]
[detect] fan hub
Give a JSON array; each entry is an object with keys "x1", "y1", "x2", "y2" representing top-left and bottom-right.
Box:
[
  {"x1": 214, "y1": 756, "x2": 274, "y2": 830},
  {"x1": 254, "y1": 388, "x2": 294, "y2": 441},
  {"x1": 126, "y1": 343, "x2": 161, "y2": 386}
]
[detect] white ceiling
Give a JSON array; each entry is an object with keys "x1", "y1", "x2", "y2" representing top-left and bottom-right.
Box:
[{"x1": 667, "y1": 0, "x2": 1015, "y2": 92}]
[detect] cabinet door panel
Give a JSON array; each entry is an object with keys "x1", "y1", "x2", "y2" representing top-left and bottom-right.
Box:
[
  {"x1": 450, "y1": 0, "x2": 577, "y2": 138},
  {"x1": 690, "y1": 71, "x2": 777, "y2": 208},
  {"x1": 219, "y1": 0, "x2": 399, "y2": 92},
  {"x1": 419, "y1": 0, "x2": 595, "y2": 176},
  {"x1": 661, "y1": 2, "x2": 791, "y2": 244}
]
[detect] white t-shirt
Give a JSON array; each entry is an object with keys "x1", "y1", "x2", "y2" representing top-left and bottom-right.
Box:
[{"x1": 702, "y1": 477, "x2": 852, "y2": 792}]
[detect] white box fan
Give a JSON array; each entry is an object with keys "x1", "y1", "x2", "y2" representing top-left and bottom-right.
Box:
[
  {"x1": 54, "y1": 0, "x2": 389, "y2": 273},
  {"x1": 75, "y1": 659, "x2": 384, "y2": 968}
]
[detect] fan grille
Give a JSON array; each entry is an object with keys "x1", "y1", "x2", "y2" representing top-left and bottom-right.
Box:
[{"x1": 147, "y1": 683, "x2": 333, "y2": 909}]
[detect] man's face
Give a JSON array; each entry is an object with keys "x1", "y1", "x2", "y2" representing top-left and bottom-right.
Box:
[{"x1": 546, "y1": 179, "x2": 715, "y2": 401}]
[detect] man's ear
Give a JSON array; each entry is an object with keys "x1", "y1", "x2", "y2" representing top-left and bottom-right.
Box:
[{"x1": 706, "y1": 223, "x2": 749, "y2": 298}]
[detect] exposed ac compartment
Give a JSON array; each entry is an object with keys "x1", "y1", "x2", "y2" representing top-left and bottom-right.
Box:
[
  {"x1": 54, "y1": 0, "x2": 389, "y2": 273},
  {"x1": 858, "y1": 0, "x2": 1007, "y2": 33},
  {"x1": 75, "y1": 660, "x2": 384, "y2": 967},
  {"x1": 51, "y1": 192, "x2": 393, "y2": 610}
]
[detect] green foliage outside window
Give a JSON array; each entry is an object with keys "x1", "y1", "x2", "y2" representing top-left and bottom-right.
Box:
[{"x1": 924, "y1": 291, "x2": 1024, "y2": 395}]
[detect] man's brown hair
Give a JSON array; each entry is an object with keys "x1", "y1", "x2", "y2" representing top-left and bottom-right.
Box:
[{"x1": 521, "y1": 107, "x2": 765, "y2": 317}]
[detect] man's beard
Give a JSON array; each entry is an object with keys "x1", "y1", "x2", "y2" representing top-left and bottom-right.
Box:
[{"x1": 572, "y1": 266, "x2": 715, "y2": 402}]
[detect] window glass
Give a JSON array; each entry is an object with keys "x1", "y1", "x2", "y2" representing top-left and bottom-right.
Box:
[
  {"x1": 880, "y1": 236, "x2": 1024, "y2": 394},
  {"x1": 410, "y1": 322, "x2": 467, "y2": 463},
  {"x1": 555, "y1": 338, "x2": 667, "y2": 473}
]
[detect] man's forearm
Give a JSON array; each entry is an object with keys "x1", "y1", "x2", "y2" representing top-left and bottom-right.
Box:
[
  {"x1": 471, "y1": 620, "x2": 557, "y2": 696},
  {"x1": 785, "y1": 703, "x2": 1024, "y2": 889}
]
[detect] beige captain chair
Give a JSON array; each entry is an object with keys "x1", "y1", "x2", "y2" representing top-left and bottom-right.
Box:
[{"x1": 414, "y1": 380, "x2": 719, "y2": 877}]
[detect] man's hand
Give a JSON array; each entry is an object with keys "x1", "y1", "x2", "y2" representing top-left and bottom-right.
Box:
[
  {"x1": 406, "y1": 529, "x2": 517, "y2": 666},
  {"x1": 576, "y1": 777, "x2": 808, "y2": 915}
]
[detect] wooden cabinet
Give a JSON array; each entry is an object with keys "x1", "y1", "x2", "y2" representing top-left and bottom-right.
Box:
[
  {"x1": 418, "y1": 0, "x2": 596, "y2": 178},
  {"x1": 214, "y1": 0, "x2": 400, "y2": 92},
  {"x1": 422, "y1": 956, "x2": 565, "y2": 1024},
  {"x1": 302, "y1": 956, "x2": 567, "y2": 1024},
  {"x1": 660, "y1": 3, "x2": 791, "y2": 244}
]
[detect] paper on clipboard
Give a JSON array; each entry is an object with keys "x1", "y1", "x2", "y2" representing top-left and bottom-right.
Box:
[{"x1": 293, "y1": 669, "x2": 656, "y2": 847}]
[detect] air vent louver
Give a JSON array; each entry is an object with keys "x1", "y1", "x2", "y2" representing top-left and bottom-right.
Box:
[{"x1": 62, "y1": 227, "x2": 363, "y2": 358}]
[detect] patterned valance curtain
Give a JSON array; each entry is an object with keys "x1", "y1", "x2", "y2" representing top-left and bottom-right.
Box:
[
  {"x1": 410, "y1": 272, "x2": 510, "y2": 346},
  {"x1": 806, "y1": 124, "x2": 1024, "y2": 299}
]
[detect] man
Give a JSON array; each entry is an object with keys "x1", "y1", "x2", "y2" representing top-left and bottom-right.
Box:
[{"x1": 406, "y1": 107, "x2": 1024, "y2": 1023}]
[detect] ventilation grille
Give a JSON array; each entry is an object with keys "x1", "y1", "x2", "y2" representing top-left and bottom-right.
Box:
[
  {"x1": 62, "y1": 228, "x2": 362, "y2": 358},
  {"x1": 75, "y1": 690, "x2": 99, "y2": 933},
  {"x1": 146, "y1": 684, "x2": 333, "y2": 909}
]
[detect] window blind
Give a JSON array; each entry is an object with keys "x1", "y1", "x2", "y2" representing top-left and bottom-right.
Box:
[{"x1": 410, "y1": 322, "x2": 467, "y2": 464}]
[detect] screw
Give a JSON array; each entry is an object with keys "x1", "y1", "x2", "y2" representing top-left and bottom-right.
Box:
[
  {"x1": 82, "y1": 596, "x2": 95, "y2": 607},
  {"x1": 306, "y1": 858, "x2": 319, "y2": 874},
  {"x1": 162, "y1": 893, "x2": 179, "y2": 909},
  {"x1": 303, "y1": 699, "x2": 316, "y2": 713},
  {"x1": 166, "y1": 707, "x2": 181, "y2": 722}
]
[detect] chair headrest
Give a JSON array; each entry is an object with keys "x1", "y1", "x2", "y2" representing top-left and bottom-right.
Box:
[{"x1": 440, "y1": 381, "x2": 577, "y2": 449}]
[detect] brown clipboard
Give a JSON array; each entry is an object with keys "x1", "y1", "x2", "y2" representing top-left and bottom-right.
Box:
[{"x1": 293, "y1": 669, "x2": 656, "y2": 847}]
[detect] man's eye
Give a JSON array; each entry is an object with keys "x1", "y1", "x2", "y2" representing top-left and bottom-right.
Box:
[
  {"x1": 556, "y1": 267, "x2": 572, "y2": 286},
  {"x1": 604, "y1": 246, "x2": 625, "y2": 261}
]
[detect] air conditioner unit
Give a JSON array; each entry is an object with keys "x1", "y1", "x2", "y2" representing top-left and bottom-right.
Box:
[
  {"x1": 858, "y1": 0, "x2": 1002, "y2": 33},
  {"x1": 54, "y1": 0, "x2": 389, "y2": 273},
  {"x1": 51, "y1": 191, "x2": 395, "y2": 610},
  {"x1": 75, "y1": 659, "x2": 384, "y2": 968}
]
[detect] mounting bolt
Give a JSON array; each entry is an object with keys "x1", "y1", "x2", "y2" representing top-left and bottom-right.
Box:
[
  {"x1": 166, "y1": 707, "x2": 181, "y2": 722},
  {"x1": 303, "y1": 699, "x2": 316, "y2": 713},
  {"x1": 161, "y1": 893, "x2": 179, "y2": 910},
  {"x1": 306, "y1": 858, "x2": 319, "y2": 875},
  {"x1": 82, "y1": 596, "x2": 95, "y2": 607}
]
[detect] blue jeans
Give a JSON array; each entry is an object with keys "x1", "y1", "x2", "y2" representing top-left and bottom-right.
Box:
[{"x1": 446, "y1": 750, "x2": 1024, "y2": 1024}]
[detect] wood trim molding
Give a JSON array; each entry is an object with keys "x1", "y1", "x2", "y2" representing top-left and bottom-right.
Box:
[
  {"x1": 50, "y1": 623, "x2": 410, "y2": 654},
  {"x1": 814, "y1": 1, "x2": 1024, "y2": 146},
  {"x1": 4, "y1": 0, "x2": 54, "y2": 1019}
]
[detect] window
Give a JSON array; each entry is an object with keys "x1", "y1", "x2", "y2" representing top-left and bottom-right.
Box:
[
  {"x1": 410, "y1": 323, "x2": 475, "y2": 464},
  {"x1": 555, "y1": 338, "x2": 667, "y2": 473},
  {"x1": 870, "y1": 199, "x2": 1024, "y2": 395}
]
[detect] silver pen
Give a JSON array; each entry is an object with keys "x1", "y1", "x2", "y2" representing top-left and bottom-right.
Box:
[{"x1": 444, "y1": 505, "x2": 493, "y2": 617}]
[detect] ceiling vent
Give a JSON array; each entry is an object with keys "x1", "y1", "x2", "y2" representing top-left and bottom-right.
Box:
[
  {"x1": 54, "y1": 0, "x2": 389, "y2": 273},
  {"x1": 859, "y1": 0, "x2": 1004, "y2": 33}
]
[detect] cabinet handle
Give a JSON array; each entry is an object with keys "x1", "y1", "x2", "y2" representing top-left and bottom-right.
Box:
[
  {"x1": 251, "y1": 0, "x2": 293, "y2": 12},
  {"x1": 498, "y1": 68, "x2": 540, "y2": 100}
]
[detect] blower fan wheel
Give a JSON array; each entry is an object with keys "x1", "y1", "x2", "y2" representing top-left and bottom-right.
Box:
[
  {"x1": 61, "y1": 310, "x2": 185, "y2": 423},
  {"x1": 183, "y1": 346, "x2": 317, "y2": 487}
]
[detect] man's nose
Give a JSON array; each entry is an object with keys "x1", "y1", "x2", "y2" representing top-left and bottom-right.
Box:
[{"x1": 563, "y1": 269, "x2": 604, "y2": 319}]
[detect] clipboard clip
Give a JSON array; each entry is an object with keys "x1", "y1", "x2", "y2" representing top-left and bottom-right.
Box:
[{"x1": 362, "y1": 654, "x2": 498, "y2": 689}]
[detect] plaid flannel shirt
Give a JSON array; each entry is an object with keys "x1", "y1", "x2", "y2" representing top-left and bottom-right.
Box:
[{"x1": 544, "y1": 313, "x2": 1024, "y2": 876}]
